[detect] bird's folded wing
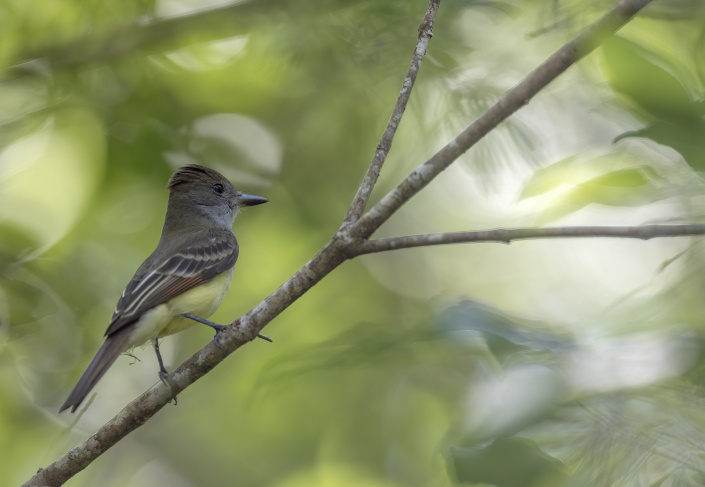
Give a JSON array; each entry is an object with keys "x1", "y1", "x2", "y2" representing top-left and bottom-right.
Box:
[{"x1": 105, "y1": 239, "x2": 238, "y2": 336}]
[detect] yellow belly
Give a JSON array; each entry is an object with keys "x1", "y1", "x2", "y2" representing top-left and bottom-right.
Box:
[{"x1": 127, "y1": 268, "x2": 234, "y2": 347}]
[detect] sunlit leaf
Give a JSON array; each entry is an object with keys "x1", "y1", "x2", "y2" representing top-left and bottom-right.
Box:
[
  {"x1": 0, "y1": 107, "x2": 105, "y2": 253},
  {"x1": 521, "y1": 153, "x2": 643, "y2": 200},
  {"x1": 536, "y1": 166, "x2": 664, "y2": 225}
]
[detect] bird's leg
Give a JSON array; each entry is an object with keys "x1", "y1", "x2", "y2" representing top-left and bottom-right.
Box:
[
  {"x1": 152, "y1": 338, "x2": 177, "y2": 406},
  {"x1": 181, "y1": 313, "x2": 272, "y2": 347},
  {"x1": 181, "y1": 314, "x2": 227, "y2": 348}
]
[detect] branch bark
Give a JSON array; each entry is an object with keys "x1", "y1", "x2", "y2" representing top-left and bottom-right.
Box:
[
  {"x1": 343, "y1": 0, "x2": 441, "y2": 224},
  {"x1": 356, "y1": 225, "x2": 705, "y2": 254},
  {"x1": 349, "y1": 0, "x2": 654, "y2": 239},
  {"x1": 23, "y1": 0, "x2": 659, "y2": 485},
  {"x1": 25, "y1": 239, "x2": 349, "y2": 487}
]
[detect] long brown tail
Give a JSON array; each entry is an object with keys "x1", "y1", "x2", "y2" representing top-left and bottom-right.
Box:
[{"x1": 59, "y1": 329, "x2": 132, "y2": 413}]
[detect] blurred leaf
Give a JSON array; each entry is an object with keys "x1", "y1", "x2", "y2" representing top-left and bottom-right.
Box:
[
  {"x1": 587, "y1": 166, "x2": 657, "y2": 187},
  {"x1": 536, "y1": 166, "x2": 664, "y2": 225},
  {"x1": 615, "y1": 119, "x2": 705, "y2": 172},
  {"x1": 640, "y1": 0, "x2": 705, "y2": 20},
  {"x1": 657, "y1": 244, "x2": 695, "y2": 274},
  {"x1": 460, "y1": 0, "x2": 522, "y2": 17},
  {"x1": 252, "y1": 321, "x2": 442, "y2": 392},
  {"x1": 601, "y1": 36, "x2": 696, "y2": 122},
  {"x1": 0, "y1": 274, "x2": 47, "y2": 331},
  {"x1": 460, "y1": 364, "x2": 567, "y2": 442},
  {"x1": 541, "y1": 392, "x2": 705, "y2": 487},
  {"x1": 437, "y1": 299, "x2": 572, "y2": 360},
  {"x1": 450, "y1": 437, "x2": 572, "y2": 487},
  {"x1": 0, "y1": 224, "x2": 38, "y2": 269},
  {"x1": 647, "y1": 472, "x2": 672, "y2": 487},
  {"x1": 521, "y1": 153, "x2": 644, "y2": 200},
  {"x1": 0, "y1": 107, "x2": 105, "y2": 251},
  {"x1": 697, "y1": 28, "x2": 705, "y2": 86}
]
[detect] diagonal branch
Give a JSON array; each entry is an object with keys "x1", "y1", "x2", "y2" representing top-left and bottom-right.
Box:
[
  {"x1": 355, "y1": 225, "x2": 705, "y2": 254},
  {"x1": 23, "y1": 1, "x2": 656, "y2": 485},
  {"x1": 350, "y1": 0, "x2": 655, "y2": 239},
  {"x1": 343, "y1": 0, "x2": 441, "y2": 225},
  {"x1": 24, "y1": 239, "x2": 349, "y2": 487}
]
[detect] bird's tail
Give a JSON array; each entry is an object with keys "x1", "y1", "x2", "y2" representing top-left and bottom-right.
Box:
[{"x1": 59, "y1": 329, "x2": 132, "y2": 413}]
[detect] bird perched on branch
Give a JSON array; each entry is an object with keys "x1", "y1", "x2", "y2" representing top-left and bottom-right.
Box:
[{"x1": 60, "y1": 164, "x2": 268, "y2": 413}]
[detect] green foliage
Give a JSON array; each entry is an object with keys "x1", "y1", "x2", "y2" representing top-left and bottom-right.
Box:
[
  {"x1": 1, "y1": 1, "x2": 705, "y2": 486},
  {"x1": 601, "y1": 36, "x2": 695, "y2": 122},
  {"x1": 601, "y1": 35, "x2": 705, "y2": 173},
  {"x1": 521, "y1": 154, "x2": 670, "y2": 224},
  {"x1": 451, "y1": 438, "x2": 573, "y2": 487}
]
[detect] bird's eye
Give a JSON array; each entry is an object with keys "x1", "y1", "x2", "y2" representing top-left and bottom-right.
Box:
[{"x1": 213, "y1": 184, "x2": 224, "y2": 194}]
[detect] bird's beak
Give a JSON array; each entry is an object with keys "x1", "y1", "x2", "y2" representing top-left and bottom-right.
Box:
[{"x1": 236, "y1": 194, "x2": 269, "y2": 207}]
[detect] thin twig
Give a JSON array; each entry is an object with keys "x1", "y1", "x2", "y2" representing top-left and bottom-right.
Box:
[
  {"x1": 343, "y1": 0, "x2": 441, "y2": 225},
  {"x1": 350, "y1": 0, "x2": 654, "y2": 239},
  {"x1": 356, "y1": 225, "x2": 705, "y2": 254}
]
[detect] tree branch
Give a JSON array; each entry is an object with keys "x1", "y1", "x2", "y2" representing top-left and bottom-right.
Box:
[
  {"x1": 23, "y1": 1, "x2": 656, "y2": 485},
  {"x1": 343, "y1": 0, "x2": 441, "y2": 225},
  {"x1": 356, "y1": 225, "x2": 705, "y2": 254},
  {"x1": 25, "y1": 238, "x2": 349, "y2": 487},
  {"x1": 350, "y1": 0, "x2": 654, "y2": 239}
]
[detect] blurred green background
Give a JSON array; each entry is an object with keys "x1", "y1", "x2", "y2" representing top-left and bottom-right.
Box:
[{"x1": 2, "y1": 0, "x2": 705, "y2": 485}]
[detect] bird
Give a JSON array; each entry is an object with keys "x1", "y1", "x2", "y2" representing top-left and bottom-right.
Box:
[{"x1": 59, "y1": 164, "x2": 268, "y2": 413}]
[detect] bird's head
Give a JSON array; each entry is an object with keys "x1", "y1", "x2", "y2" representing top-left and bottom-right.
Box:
[{"x1": 166, "y1": 164, "x2": 268, "y2": 228}]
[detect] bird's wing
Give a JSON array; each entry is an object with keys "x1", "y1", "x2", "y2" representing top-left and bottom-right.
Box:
[{"x1": 105, "y1": 238, "x2": 238, "y2": 336}]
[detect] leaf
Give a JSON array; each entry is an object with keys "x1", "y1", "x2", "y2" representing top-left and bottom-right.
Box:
[
  {"x1": 587, "y1": 166, "x2": 657, "y2": 187},
  {"x1": 444, "y1": 0, "x2": 521, "y2": 18},
  {"x1": 521, "y1": 153, "x2": 643, "y2": 200},
  {"x1": 615, "y1": 119, "x2": 705, "y2": 172},
  {"x1": 657, "y1": 245, "x2": 694, "y2": 274},
  {"x1": 0, "y1": 273, "x2": 50, "y2": 332},
  {"x1": 437, "y1": 299, "x2": 571, "y2": 358},
  {"x1": 536, "y1": 166, "x2": 663, "y2": 225},
  {"x1": 601, "y1": 36, "x2": 696, "y2": 122},
  {"x1": 451, "y1": 437, "x2": 572, "y2": 487}
]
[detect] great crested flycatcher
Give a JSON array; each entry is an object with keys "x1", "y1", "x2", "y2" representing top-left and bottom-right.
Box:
[{"x1": 59, "y1": 164, "x2": 268, "y2": 413}]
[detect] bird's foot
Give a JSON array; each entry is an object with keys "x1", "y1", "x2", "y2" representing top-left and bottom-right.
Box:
[
  {"x1": 211, "y1": 324, "x2": 228, "y2": 348},
  {"x1": 213, "y1": 326, "x2": 272, "y2": 347},
  {"x1": 181, "y1": 313, "x2": 273, "y2": 346},
  {"x1": 158, "y1": 370, "x2": 177, "y2": 406}
]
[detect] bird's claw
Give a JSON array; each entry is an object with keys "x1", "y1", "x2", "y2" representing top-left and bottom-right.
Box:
[
  {"x1": 158, "y1": 370, "x2": 178, "y2": 405},
  {"x1": 212, "y1": 324, "x2": 227, "y2": 348}
]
